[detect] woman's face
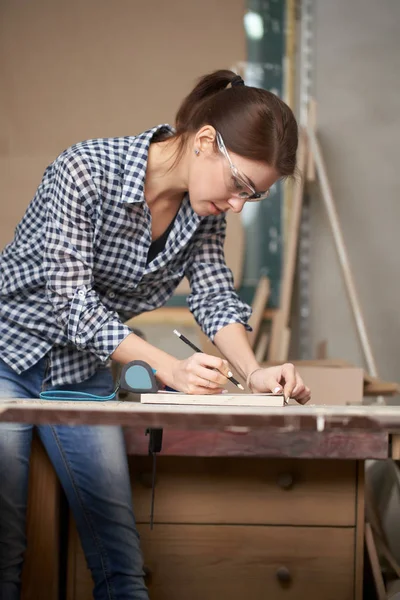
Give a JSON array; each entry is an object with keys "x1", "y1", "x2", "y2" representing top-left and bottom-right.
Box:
[{"x1": 187, "y1": 126, "x2": 280, "y2": 217}]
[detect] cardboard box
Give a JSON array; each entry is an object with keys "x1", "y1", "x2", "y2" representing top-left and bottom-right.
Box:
[{"x1": 293, "y1": 366, "x2": 364, "y2": 406}]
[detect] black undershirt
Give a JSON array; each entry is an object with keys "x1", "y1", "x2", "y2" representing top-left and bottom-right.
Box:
[
  {"x1": 146, "y1": 126, "x2": 180, "y2": 265},
  {"x1": 146, "y1": 213, "x2": 177, "y2": 265}
]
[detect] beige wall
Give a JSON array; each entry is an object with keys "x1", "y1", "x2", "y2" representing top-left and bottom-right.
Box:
[
  {"x1": 0, "y1": 0, "x2": 246, "y2": 248},
  {"x1": 311, "y1": 0, "x2": 400, "y2": 395}
]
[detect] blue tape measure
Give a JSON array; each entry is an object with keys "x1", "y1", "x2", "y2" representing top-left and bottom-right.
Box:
[{"x1": 39, "y1": 360, "x2": 160, "y2": 401}]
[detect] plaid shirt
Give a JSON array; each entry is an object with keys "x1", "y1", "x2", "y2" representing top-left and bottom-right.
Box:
[{"x1": 0, "y1": 125, "x2": 252, "y2": 387}]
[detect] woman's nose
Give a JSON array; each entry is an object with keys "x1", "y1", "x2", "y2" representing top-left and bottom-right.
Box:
[{"x1": 227, "y1": 197, "x2": 246, "y2": 213}]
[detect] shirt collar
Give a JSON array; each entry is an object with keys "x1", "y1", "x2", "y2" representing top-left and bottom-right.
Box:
[{"x1": 122, "y1": 124, "x2": 175, "y2": 204}]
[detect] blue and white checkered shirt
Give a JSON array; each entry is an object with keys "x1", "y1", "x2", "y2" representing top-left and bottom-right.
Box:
[{"x1": 0, "y1": 125, "x2": 252, "y2": 387}]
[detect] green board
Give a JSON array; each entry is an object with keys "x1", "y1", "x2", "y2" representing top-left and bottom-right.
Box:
[
  {"x1": 168, "y1": 0, "x2": 287, "y2": 309},
  {"x1": 240, "y1": 0, "x2": 286, "y2": 308}
]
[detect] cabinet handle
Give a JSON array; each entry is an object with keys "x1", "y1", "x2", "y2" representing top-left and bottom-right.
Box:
[
  {"x1": 276, "y1": 566, "x2": 292, "y2": 584},
  {"x1": 277, "y1": 473, "x2": 294, "y2": 490}
]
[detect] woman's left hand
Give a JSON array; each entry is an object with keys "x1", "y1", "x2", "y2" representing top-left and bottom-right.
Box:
[{"x1": 248, "y1": 363, "x2": 311, "y2": 404}]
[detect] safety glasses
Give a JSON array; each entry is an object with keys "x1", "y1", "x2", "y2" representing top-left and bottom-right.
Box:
[{"x1": 216, "y1": 131, "x2": 270, "y2": 202}]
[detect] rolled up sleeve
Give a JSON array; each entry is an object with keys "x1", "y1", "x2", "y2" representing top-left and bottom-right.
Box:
[
  {"x1": 43, "y1": 156, "x2": 132, "y2": 360},
  {"x1": 185, "y1": 215, "x2": 252, "y2": 341}
]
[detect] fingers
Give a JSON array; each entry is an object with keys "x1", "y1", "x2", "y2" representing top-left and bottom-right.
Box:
[
  {"x1": 296, "y1": 388, "x2": 311, "y2": 404},
  {"x1": 281, "y1": 363, "x2": 297, "y2": 399},
  {"x1": 281, "y1": 363, "x2": 311, "y2": 404},
  {"x1": 194, "y1": 353, "x2": 232, "y2": 378},
  {"x1": 181, "y1": 354, "x2": 230, "y2": 395},
  {"x1": 185, "y1": 375, "x2": 224, "y2": 395},
  {"x1": 196, "y1": 365, "x2": 228, "y2": 387}
]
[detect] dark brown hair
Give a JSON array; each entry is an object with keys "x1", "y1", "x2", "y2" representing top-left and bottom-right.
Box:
[{"x1": 165, "y1": 69, "x2": 298, "y2": 178}]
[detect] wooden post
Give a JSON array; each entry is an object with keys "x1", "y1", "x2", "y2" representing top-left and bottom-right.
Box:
[
  {"x1": 268, "y1": 128, "x2": 308, "y2": 361},
  {"x1": 306, "y1": 126, "x2": 380, "y2": 384}
]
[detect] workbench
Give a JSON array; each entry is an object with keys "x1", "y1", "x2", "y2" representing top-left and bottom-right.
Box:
[{"x1": 2, "y1": 400, "x2": 399, "y2": 600}]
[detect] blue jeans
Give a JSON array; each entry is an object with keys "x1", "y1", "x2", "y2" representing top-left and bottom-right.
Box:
[{"x1": 0, "y1": 356, "x2": 149, "y2": 600}]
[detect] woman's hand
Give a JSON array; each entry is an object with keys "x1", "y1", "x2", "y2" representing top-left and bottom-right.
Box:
[
  {"x1": 248, "y1": 363, "x2": 311, "y2": 404},
  {"x1": 171, "y1": 353, "x2": 232, "y2": 395}
]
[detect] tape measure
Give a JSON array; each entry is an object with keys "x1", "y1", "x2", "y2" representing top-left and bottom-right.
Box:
[{"x1": 39, "y1": 360, "x2": 160, "y2": 401}]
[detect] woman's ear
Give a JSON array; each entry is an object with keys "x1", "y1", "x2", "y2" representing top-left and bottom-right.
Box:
[{"x1": 194, "y1": 125, "x2": 217, "y2": 156}]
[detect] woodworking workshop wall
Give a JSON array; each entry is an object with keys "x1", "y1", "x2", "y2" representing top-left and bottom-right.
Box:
[
  {"x1": 0, "y1": 0, "x2": 245, "y2": 249},
  {"x1": 310, "y1": 0, "x2": 400, "y2": 396}
]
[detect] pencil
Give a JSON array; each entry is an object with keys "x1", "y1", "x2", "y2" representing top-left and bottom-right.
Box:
[{"x1": 173, "y1": 329, "x2": 245, "y2": 391}]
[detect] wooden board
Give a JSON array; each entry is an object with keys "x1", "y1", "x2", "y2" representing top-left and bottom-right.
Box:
[
  {"x1": 128, "y1": 306, "x2": 277, "y2": 327},
  {"x1": 268, "y1": 128, "x2": 308, "y2": 361},
  {"x1": 247, "y1": 275, "x2": 270, "y2": 348},
  {"x1": 140, "y1": 392, "x2": 285, "y2": 407}
]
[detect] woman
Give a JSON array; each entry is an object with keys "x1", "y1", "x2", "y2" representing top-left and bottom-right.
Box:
[{"x1": 0, "y1": 69, "x2": 310, "y2": 599}]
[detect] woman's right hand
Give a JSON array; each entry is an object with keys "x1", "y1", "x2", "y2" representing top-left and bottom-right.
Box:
[{"x1": 171, "y1": 353, "x2": 232, "y2": 394}]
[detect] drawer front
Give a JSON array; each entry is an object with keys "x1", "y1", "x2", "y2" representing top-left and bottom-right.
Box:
[
  {"x1": 140, "y1": 525, "x2": 354, "y2": 600},
  {"x1": 68, "y1": 522, "x2": 355, "y2": 600},
  {"x1": 130, "y1": 456, "x2": 357, "y2": 526}
]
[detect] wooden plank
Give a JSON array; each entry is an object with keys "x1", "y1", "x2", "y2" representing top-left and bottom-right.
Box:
[
  {"x1": 278, "y1": 326, "x2": 291, "y2": 362},
  {"x1": 21, "y1": 435, "x2": 60, "y2": 600},
  {"x1": 127, "y1": 307, "x2": 198, "y2": 327},
  {"x1": 254, "y1": 330, "x2": 269, "y2": 364},
  {"x1": 316, "y1": 339, "x2": 328, "y2": 359},
  {"x1": 364, "y1": 380, "x2": 399, "y2": 396},
  {"x1": 268, "y1": 128, "x2": 308, "y2": 361},
  {"x1": 68, "y1": 522, "x2": 355, "y2": 600},
  {"x1": 247, "y1": 275, "x2": 270, "y2": 348},
  {"x1": 130, "y1": 456, "x2": 357, "y2": 527},
  {"x1": 307, "y1": 127, "x2": 379, "y2": 381},
  {"x1": 140, "y1": 392, "x2": 285, "y2": 407},
  {"x1": 125, "y1": 306, "x2": 277, "y2": 327}
]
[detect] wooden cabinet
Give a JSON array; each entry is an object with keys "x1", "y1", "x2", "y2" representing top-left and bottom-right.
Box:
[
  {"x1": 66, "y1": 457, "x2": 364, "y2": 600},
  {"x1": 21, "y1": 436, "x2": 61, "y2": 600},
  {"x1": 138, "y1": 525, "x2": 355, "y2": 600},
  {"x1": 131, "y1": 456, "x2": 357, "y2": 526}
]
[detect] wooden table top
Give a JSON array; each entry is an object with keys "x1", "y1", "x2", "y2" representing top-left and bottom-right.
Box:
[
  {"x1": 1, "y1": 398, "x2": 400, "y2": 432},
  {"x1": 1, "y1": 399, "x2": 395, "y2": 459}
]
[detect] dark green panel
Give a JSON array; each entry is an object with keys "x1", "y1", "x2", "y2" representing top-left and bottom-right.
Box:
[
  {"x1": 241, "y1": 0, "x2": 286, "y2": 308},
  {"x1": 168, "y1": 0, "x2": 287, "y2": 310}
]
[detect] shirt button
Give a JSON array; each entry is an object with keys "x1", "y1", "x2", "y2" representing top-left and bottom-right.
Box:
[
  {"x1": 78, "y1": 290, "x2": 85, "y2": 299},
  {"x1": 108, "y1": 291, "x2": 116, "y2": 299}
]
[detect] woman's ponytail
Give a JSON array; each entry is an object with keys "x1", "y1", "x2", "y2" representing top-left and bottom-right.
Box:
[{"x1": 175, "y1": 70, "x2": 236, "y2": 132}]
